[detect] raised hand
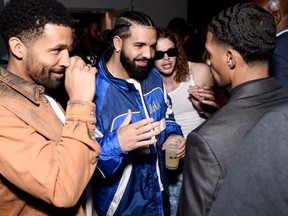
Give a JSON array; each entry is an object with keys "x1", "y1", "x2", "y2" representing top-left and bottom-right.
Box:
[
  {"x1": 65, "y1": 56, "x2": 97, "y2": 102},
  {"x1": 117, "y1": 109, "x2": 161, "y2": 152},
  {"x1": 188, "y1": 85, "x2": 229, "y2": 111},
  {"x1": 187, "y1": 85, "x2": 204, "y2": 111}
]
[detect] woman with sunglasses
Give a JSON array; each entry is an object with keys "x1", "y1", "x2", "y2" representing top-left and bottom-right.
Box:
[
  {"x1": 154, "y1": 27, "x2": 216, "y2": 136},
  {"x1": 154, "y1": 27, "x2": 215, "y2": 216}
]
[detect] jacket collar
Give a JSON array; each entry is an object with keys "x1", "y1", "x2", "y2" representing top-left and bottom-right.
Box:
[
  {"x1": 229, "y1": 77, "x2": 283, "y2": 100},
  {"x1": 98, "y1": 50, "x2": 146, "y2": 92},
  {"x1": 0, "y1": 67, "x2": 45, "y2": 105}
]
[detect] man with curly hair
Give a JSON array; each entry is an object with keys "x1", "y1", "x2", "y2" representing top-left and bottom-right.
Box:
[{"x1": 0, "y1": 0, "x2": 100, "y2": 215}]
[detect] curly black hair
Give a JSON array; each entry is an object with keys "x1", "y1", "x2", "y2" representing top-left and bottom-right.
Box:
[
  {"x1": 0, "y1": 0, "x2": 74, "y2": 45},
  {"x1": 208, "y1": 3, "x2": 276, "y2": 64}
]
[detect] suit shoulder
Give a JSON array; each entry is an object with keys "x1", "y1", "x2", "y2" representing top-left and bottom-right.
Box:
[{"x1": 270, "y1": 101, "x2": 288, "y2": 116}]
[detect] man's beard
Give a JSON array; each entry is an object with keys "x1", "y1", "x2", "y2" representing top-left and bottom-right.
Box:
[
  {"x1": 120, "y1": 50, "x2": 153, "y2": 81},
  {"x1": 32, "y1": 68, "x2": 63, "y2": 89},
  {"x1": 25, "y1": 53, "x2": 64, "y2": 89},
  {"x1": 44, "y1": 70, "x2": 64, "y2": 89}
]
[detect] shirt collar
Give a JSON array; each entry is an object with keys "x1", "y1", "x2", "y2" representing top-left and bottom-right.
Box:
[{"x1": 276, "y1": 29, "x2": 288, "y2": 37}]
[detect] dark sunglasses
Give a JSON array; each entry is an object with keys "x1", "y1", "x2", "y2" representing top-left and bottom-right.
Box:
[{"x1": 154, "y1": 48, "x2": 178, "y2": 60}]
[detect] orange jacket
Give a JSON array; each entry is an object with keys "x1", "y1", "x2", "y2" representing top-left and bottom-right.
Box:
[{"x1": 0, "y1": 67, "x2": 100, "y2": 215}]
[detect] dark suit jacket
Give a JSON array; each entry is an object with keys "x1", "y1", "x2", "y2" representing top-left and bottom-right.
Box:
[
  {"x1": 270, "y1": 31, "x2": 288, "y2": 86},
  {"x1": 178, "y1": 78, "x2": 288, "y2": 216},
  {"x1": 209, "y1": 102, "x2": 288, "y2": 216}
]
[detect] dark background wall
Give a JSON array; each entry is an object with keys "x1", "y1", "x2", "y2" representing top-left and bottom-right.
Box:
[
  {"x1": 188, "y1": 0, "x2": 250, "y2": 31},
  {"x1": 0, "y1": 0, "x2": 251, "y2": 60},
  {"x1": 0, "y1": 0, "x2": 6, "y2": 60}
]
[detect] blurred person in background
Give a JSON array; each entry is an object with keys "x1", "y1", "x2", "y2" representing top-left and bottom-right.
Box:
[{"x1": 252, "y1": 0, "x2": 288, "y2": 86}]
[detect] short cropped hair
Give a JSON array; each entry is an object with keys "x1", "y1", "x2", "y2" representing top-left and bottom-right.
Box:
[
  {"x1": 0, "y1": 0, "x2": 74, "y2": 45},
  {"x1": 207, "y1": 3, "x2": 276, "y2": 64},
  {"x1": 112, "y1": 11, "x2": 156, "y2": 40}
]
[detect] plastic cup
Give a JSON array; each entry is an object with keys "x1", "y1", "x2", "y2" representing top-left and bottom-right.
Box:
[{"x1": 165, "y1": 142, "x2": 180, "y2": 170}]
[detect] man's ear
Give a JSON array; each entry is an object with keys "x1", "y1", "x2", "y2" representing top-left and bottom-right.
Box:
[
  {"x1": 113, "y1": 35, "x2": 122, "y2": 53},
  {"x1": 271, "y1": 10, "x2": 281, "y2": 25},
  {"x1": 226, "y1": 49, "x2": 236, "y2": 69},
  {"x1": 8, "y1": 37, "x2": 26, "y2": 59}
]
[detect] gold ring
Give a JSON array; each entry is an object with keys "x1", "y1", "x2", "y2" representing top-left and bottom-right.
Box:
[
  {"x1": 81, "y1": 63, "x2": 92, "y2": 70},
  {"x1": 86, "y1": 64, "x2": 92, "y2": 70}
]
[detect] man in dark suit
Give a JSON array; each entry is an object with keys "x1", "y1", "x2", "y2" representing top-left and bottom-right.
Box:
[
  {"x1": 178, "y1": 3, "x2": 288, "y2": 216},
  {"x1": 209, "y1": 102, "x2": 288, "y2": 216},
  {"x1": 252, "y1": 0, "x2": 288, "y2": 86}
]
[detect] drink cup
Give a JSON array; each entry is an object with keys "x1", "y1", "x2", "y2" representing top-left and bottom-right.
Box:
[{"x1": 165, "y1": 142, "x2": 180, "y2": 170}]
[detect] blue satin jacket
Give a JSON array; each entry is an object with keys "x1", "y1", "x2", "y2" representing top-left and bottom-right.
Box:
[{"x1": 92, "y1": 53, "x2": 182, "y2": 216}]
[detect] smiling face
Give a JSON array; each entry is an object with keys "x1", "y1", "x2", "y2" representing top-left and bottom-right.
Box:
[
  {"x1": 21, "y1": 23, "x2": 74, "y2": 89},
  {"x1": 154, "y1": 37, "x2": 177, "y2": 77},
  {"x1": 120, "y1": 25, "x2": 157, "y2": 81}
]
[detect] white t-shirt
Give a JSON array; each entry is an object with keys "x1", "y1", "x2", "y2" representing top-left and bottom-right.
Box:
[{"x1": 168, "y1": 73, "x2": 206, "y2": 138}]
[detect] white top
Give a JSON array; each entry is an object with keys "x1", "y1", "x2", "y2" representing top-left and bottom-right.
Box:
[{"x1": 168, "y1": 73, "x2": 206, "y2": 138}]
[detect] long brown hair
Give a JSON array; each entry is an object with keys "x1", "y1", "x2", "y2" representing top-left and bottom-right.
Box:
[{"x1": 156, "y1": 27, "x2": 190, "y2": 83}]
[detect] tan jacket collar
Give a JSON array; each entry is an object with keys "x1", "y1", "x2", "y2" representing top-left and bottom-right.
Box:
[{"x1": 0, "y1": 67, "x2": 45, "y2": 105}]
